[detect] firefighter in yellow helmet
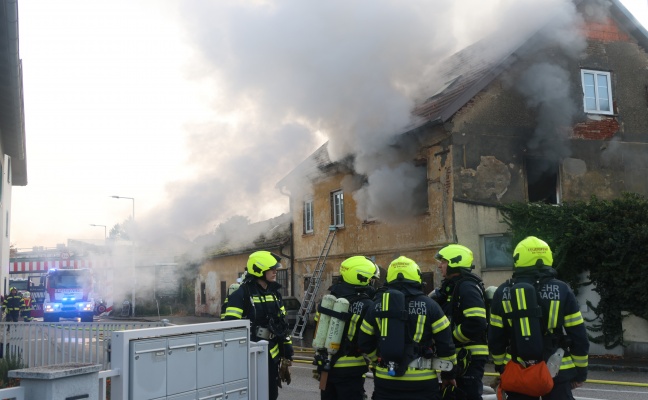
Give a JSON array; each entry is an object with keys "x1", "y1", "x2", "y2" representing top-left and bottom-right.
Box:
[
  {"x1": 21, "y1": 290, "x2": 34, "y2": 322},
  {"x1": 488, "y1": 237, "x2": 589, "y2": 400},
  {"x1": 3, "y1": 287, "x2": 25, "y2": 322},
  {"x1": 432, "y1": 244, "x2": 488, "y2": 400},
  {"x1": 358, "y1": 256, "x2": 456, "y2": 400},
  {"x1": 223, "y1": 251, "x2": 293, "y2": 400},
  {"x1": 314, "y1": 256, "x2": 376, "y2": 400}
]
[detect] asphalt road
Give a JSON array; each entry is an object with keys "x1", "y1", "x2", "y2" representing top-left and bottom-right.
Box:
[{"x1": 279, "y1": 359, "x2": 648, "y2": 400}]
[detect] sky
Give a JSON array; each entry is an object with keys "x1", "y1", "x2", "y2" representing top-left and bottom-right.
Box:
[{"x1": 11, "y1": 0, "x2": 648, "y2": 251}]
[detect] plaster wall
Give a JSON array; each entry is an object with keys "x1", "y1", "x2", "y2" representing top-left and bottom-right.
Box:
[{"x1": 196, "y1": 253, "x2": 248, "y2": 316}]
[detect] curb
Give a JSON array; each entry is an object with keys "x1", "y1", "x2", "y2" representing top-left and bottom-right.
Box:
[{"x1": 588, "y1": 363, "x2": 648, "y2": 373}]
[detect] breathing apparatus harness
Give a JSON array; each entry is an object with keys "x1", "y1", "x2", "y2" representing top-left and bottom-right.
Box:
[
  {"x1": 505, "y1": 267, "x2": 571, "y2": 363},
  {"x1": 374, "y1": 281, "x2": 439, "y2": 377},
  {"x1": 314, "y1": 284, "x2": 370, "y2": 372}
]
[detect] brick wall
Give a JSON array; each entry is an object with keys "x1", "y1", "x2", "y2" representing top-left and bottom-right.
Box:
[
  {"x1": 583, "y1": 18, "x2": 630, "y2": 43},
  {"x1": 573, "y1": 117, "x2": 619, "y2": 140}
]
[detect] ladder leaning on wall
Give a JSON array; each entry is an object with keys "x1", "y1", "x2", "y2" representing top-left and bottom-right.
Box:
[{"x1": 291, "y1": 225, "x2": 337, "y2": 340}]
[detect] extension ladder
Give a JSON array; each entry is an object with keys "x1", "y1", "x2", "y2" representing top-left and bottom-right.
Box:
[{"x1": 291, "y1": 226, "x2": 337, "y2": 339}]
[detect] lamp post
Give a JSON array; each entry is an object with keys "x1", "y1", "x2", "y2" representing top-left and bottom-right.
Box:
[
  {"x1": 89, "y1": 224, "x2": 107, "y2": 239},
  {"x1": 110, "y1": 195, "x2": 136, "y2": 317}
]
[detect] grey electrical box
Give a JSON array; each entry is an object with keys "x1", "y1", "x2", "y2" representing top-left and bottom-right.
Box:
[
  {"x1": 130, "y1": 338, "x2": 168, "y2": 400},
  {"x1": 168, "y1": 335, "x2": 198, "y2": 396},
  {"x1": 224, "y1": 329, "x2": 248, "y2": 383},
  {"x1": 224, "y1": 380, "x2": 248, "y2": 400},
  {"x1": 127, "y1": 324, "x2": 249, "y2": 400},
  {"x1": 198, "y1": 385, "x2": 223, "y2": 400},
  {"x1": 197, "y1": 332, "x2": 224, "y2": 389}
]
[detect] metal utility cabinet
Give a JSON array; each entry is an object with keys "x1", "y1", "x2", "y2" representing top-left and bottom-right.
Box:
[{"x1": 113, "y1": 320, "x2": 251, "y2": 400}]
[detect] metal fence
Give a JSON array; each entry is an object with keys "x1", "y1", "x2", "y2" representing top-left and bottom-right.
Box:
[{"x1": 0, "y1": 321, "x2": 165, "y2": 369}]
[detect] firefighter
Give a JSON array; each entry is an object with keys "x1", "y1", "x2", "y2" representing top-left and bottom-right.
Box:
[
  {"x1": 21, "y1": 290, "x2": 34, "y2": 322},
  {"x1": 314, "y1": 256, "x2": 376, "y2": 400},
  {"x1": 488, "y1": 236, "x2": 589, "y2": 400},
  {"x1": 358, "y1": 256, "x2": 457, "y2": 400},
  {"x1": 3, "y1": 287, "x2": 25, "y2": 322},
  {"x1": 220, "y1": 280, "x2": 242, "y2": 317},
  {"x1": 433, "y1": 244, "x2": 488, "y2": 400},
  {"x1": 223, "y1": 251, "x2": 293, "y2": 400}
]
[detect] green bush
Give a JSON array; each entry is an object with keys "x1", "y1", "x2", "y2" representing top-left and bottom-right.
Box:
[
  {"x1": 0, "y1": 354, "x2": 24, "y2": 388},
  {"x1": 498, "y1": 192, "x2": 648, "y2": 349}
]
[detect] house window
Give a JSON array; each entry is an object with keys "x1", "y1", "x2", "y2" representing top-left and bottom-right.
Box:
[
  {"x1": 331, "y1": 190, "x2": 344, "y2": 227},
  {"x1": 200, "y1": 282, "x2": 206, "y2": 305},
  {"x1": 303, "y1": 199, "x2": 314, "y2": 234},
  {"x1": 420, "y1": 271, "x2": 434, "y2": 292},
  {"x1": 581, "y1": 69, "x2": 613, "y2": 114},
  {"x1": 276, "y1": 269, "x2": 288, "y2": 297},
  {"x1": 220, "y1": 281, "x2": 227, "y2": 310},
  {"x1": 482, "y1": 234, "x2": 514, "y2": 269},
  {"x1": 526, "y1": 157, "x2": 560, "y2": 204}
]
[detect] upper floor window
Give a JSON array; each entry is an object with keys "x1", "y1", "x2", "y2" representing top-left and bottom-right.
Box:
[
  {"x1": 581, "y1": 69, "x2": 613, "y2": 114},
  {"x1": 303, "y1": 199, "x2": 314, "y2": 234},
  {"x1": 331, "y1": 190, "x2": 344, "y2": 227}
]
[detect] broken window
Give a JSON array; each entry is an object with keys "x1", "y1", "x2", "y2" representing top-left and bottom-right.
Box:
[
  {"x1": 331, "y1": 190, "x2": 345, "y2": 227},
  {"x1": 526, "y1": 157, "x2": 560, "y2": 204},
  {"x1": 581, "y1": 69, "x2": 613, "y2": 114},
  {"x1": 303, "y1": 199, "x2": 314, "y2": 234}
]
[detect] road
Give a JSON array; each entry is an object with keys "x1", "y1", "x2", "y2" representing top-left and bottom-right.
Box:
[
  {"x1": 114, "y1": 317, "x2": 648, "y2": 400},
  {"x1": 279, "y1": 358, "x2": 648, "y2": 400}
]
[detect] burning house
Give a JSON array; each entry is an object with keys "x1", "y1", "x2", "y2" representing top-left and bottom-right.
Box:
[{"x1": 276, "y1": 0, "x2": 648, "y2": 353}]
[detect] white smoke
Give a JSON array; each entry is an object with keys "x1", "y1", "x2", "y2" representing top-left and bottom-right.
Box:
[{"x1": 134, "y1": 0, "x2": 598, "y2": 240}]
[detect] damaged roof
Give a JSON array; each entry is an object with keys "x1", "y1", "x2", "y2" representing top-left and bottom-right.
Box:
[
  {"x1": 278, "y1": 0, "x2": 648, "y2": 188},
  {"x1": 413, "y1": 0, "x2": 648, "y2": 125}
]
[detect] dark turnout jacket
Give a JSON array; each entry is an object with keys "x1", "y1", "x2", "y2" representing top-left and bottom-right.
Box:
[
  {"x1": 223, "y1": 278, "x2": 293, "y2": 361},
  {"x1": 436, "y1": 271, "x2": 489, "y2": 358},
  {"x1": 488, "y1": 267, "x2": 589, "y2": 383}
]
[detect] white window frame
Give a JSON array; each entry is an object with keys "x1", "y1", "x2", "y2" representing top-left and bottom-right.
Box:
[
  {"x1": 331, "y1": 190, "x2": 344, "y2": 227},
  {"x1": 303, "y1": 199, "x2": 314, "y2": 234},
  {"x1": 581, "y1": 69, "x2": 613, "y2": 115}
]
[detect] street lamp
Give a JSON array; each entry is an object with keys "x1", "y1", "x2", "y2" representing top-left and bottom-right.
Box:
[
  {"x1": 110, "y1": 195, "x2": 136, "y2": 317},
  {"x1": 89, "y1": 224, "x2": 107, "y2": 239}
]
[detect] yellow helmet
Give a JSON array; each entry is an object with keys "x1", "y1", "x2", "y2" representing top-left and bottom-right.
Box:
[
  {"x1": 340, "y1": 256, "x2": 376, "y2": 286},
  {"x1": 246, "y1": 251, "x2": 282, "y2": 277},
  {"x1": 513, "y1": 236, "x2": 553, "y2": 268},
  {"x1": 9, "y1": 287, "x2": 16, "y2": 292},
  {"x1": 386, "y1": 256, "x2": 422, "y2": 283},
  {"x1": 435, "y1": 244, "x2": 473, "y2": 268}
]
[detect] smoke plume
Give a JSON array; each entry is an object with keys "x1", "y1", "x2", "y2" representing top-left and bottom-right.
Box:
[{"x1": 134, "y1": 0, "x2": 598, "y2": 245}]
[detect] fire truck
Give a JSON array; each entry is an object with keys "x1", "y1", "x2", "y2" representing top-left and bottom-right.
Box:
[
  {"x1": 9, "y1": 247, "x2": 113, "y2": 321},
  {"x1": 38, "y1": 268, "x2": 95, "y2": 322}
]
